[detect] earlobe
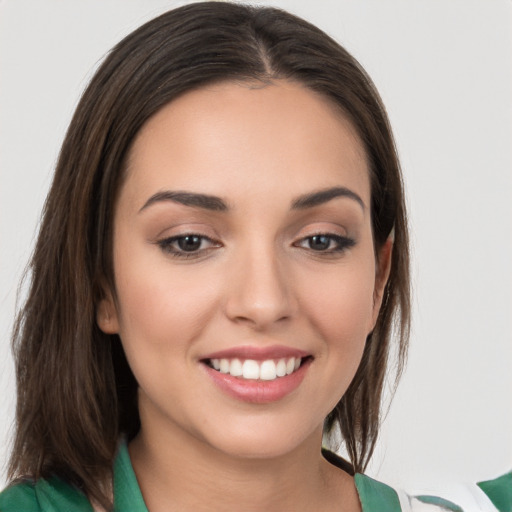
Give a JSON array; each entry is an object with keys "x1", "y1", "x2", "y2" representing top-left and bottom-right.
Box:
[
  {"x1": 371, "y1": 238, "x2": 393, "y2": 328},
  {"x1": 96, "y1": 291, "x2": 120, "y2": 334}
]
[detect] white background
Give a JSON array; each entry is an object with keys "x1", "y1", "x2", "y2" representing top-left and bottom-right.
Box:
[{"x1": 1, "y1": 0, "x2": 510, "y2": 493}]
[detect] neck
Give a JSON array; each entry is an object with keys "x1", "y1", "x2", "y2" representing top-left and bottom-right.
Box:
[{"x1": 129, "y1": 421, "x2": 360, "y2": 512}]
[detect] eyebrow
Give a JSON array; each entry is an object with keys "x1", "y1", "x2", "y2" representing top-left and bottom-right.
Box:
[
  {"x1": 291, "y1": 186, "x2": 365, "y2": 211},
  {"x1": 139, "y1": 185, "x2": 365, "y2": 214},
  {"x1": 139, "y1": 191, "x2": 228, "y2": 213}
]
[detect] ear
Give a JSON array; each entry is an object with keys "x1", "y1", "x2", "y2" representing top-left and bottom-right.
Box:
[
  {"x1": 96, "y1": 287, "x2": 120, "y2": 334},
  {"x1": 370, "y1": 237, "x2": 393, "y2": 329}
]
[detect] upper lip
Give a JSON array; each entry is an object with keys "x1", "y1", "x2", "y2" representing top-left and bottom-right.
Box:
[{"x1": 201, "y1": 345, "x2": 310, "y2": 361}]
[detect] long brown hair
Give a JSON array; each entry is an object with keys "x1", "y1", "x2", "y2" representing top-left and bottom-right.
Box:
[{"x1": 8, "y1": 2, "x2": 410, "y2": 509}]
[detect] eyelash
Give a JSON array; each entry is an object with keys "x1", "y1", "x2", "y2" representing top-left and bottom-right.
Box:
[
  {"x1": 157, "y1": 234, "x2": 220, "y2": 259},
  {"x1": 294, "y1": 234, "x2": 355, "y2": 254},
  {"x1": 157, "y1": 233, "x2": 355, "y2": 259}
]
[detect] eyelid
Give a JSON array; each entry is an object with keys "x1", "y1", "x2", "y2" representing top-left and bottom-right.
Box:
[
  {"x1": 152, "y1": 221, "x2": 219, "y2": 241},
  {"x1": 292, "y1": 231, "x2": 356, "y2": 254},
  {"x1": 156, "y1": 233, "x2": 222, "y2": 259}
]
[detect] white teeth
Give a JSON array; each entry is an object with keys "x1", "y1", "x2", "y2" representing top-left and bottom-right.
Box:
[
  {"x1": 209, "y1": 356, "x2": 303, "y2": 380},
  {"x1": 219, "y1": 358, "x2": 230, "y2": 373},
  {"x1": 229, "y1": 358, "x2": 243, "y2": 377},
  {"x1": 276, "y1": 358, "x2": 287, "y2": 377},
  {"x1": 260, "y1": 360, "x2": 277, "y2": 380},
  {"x1": 242, "y1": 360, "x2": 260, "y2": 379}
]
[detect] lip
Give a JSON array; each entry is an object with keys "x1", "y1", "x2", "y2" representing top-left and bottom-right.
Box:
[
  {"x1": 201, "y1": 348, "x2": 312, "y2": 404},
  {"x1": 201, "y1": 345, "x2": 310, "y2": 361}
]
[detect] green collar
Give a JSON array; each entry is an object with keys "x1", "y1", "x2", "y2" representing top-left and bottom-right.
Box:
[
  {"x1": 112, "y1": 442, "x2": 148, "y2": 512},
  {"x1": 354, "y1": 473, "x2": 401, "y2": 512},
  {"x1": 477, "y1": 471, "x2": 512, "y2": 512}
]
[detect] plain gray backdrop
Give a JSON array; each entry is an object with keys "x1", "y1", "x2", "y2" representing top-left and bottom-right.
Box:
[{"x1": 1, "y1": 0, "x2": 511, "y2": 495}]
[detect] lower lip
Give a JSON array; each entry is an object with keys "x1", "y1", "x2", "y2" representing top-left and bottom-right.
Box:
[{"x1": 202, "y1": 359, "x2": 311, "y2": 404}]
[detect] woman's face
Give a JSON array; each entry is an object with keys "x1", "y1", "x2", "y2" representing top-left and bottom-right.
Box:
[{"x1": 98, "y1": 80, "x2": 391, "y2": 459}]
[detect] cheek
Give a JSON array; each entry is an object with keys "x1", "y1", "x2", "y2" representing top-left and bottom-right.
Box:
[
  {"x1": 286, "y1": 259, "x2": 376, "y2": 419},
  {"x1": 303, "y1": 264, "x2": 376, "y2": 401},
  {"x1": 295, "y1": 258, "x2": 376, "y2": 351},
  {"x1": 113, "y1": 251, "x2": 221, "y2": 356}
]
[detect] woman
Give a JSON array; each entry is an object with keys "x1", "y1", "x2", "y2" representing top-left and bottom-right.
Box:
[{"x1": 0, "y1": 3, "x2": 508, "y2": 511}]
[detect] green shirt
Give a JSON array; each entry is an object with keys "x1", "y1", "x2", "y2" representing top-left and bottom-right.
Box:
[{"x1": 0, "y1": 443, "x2": 509, "y2": 511}]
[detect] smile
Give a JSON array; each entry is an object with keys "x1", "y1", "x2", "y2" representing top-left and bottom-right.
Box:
[
  {"x1": 208, "y1": 357, "x2": 302, "y2": 381},
  {"x1": 201, "y1": 347, "x2": 312, "y2": 403}
]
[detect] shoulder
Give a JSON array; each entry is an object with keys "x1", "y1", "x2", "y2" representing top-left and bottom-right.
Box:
[
  {"x1": 355, "y1": 471, "x2": 512, "y2": 512},
  {"x1": 355, "y1": 472, "x2": 506, "y2": 512},
  {"x1": 355, "y1": 473, "x2": 403, "y2": 511},
  {"x1": 477, "y1": 471, "x2": 512, "y2": 512},
  {"x1": 0, "y1": 477, "x2": 93, "y2": 512},
  {"x1": 403, "y1": 471, "x2": 512, "y2": 512},
  {"x1": 0, "y1": 480, "x2": 40, "y2": 512}
]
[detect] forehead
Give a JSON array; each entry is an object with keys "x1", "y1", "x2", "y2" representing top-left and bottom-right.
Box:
[{"x1": 122, "y1": 80, "x2": 370, "y2": 209}]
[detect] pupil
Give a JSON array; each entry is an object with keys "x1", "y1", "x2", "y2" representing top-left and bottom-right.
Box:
[
  {"x1": 178, "y1": 235, "x2": 201, "y2": 251},
  {"x1": 310, "y1": 235, "x2": 330, "y2": 250}
]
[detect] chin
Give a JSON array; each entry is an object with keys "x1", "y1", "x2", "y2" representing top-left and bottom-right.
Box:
[{"x1": 200, "y1": 417, "x2": 323, "y2": 462}]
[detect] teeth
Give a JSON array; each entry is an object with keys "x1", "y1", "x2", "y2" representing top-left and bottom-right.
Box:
[
  {"x1": 242, "y1": 360, "x2": 260, "y2": 379},
  {"x1": 230, "y1": 358, "x2": 243, "y2": 377},
  {"x1": 260, "y1": 360, "x2": 276, "y2": 380},
  {"x1": 209, "y1": 357, "x2": 303, "y2": 381},
  {"x1": 219, "y1": 358, "x2": 230, "y2": 374},
  {"x1": 276, "y1": 358, "x2": 287, "y2": 377}
]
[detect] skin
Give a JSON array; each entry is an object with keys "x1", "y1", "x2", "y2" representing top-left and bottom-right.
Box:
[{"x1": 98, "y1": 80, "x2": 391, "y2": 512}]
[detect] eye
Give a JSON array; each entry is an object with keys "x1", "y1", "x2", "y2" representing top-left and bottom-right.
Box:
[
  {"x1": 295, "y1": 234, "x2": 355, "y2": 253},
  {"x1": 157, "y1": 234, "x2": 220, "y2": 258}
]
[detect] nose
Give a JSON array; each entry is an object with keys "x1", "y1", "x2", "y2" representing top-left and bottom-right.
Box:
[{"x1": 224, "y1": 244, "x2": 296, "y2": 330}]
